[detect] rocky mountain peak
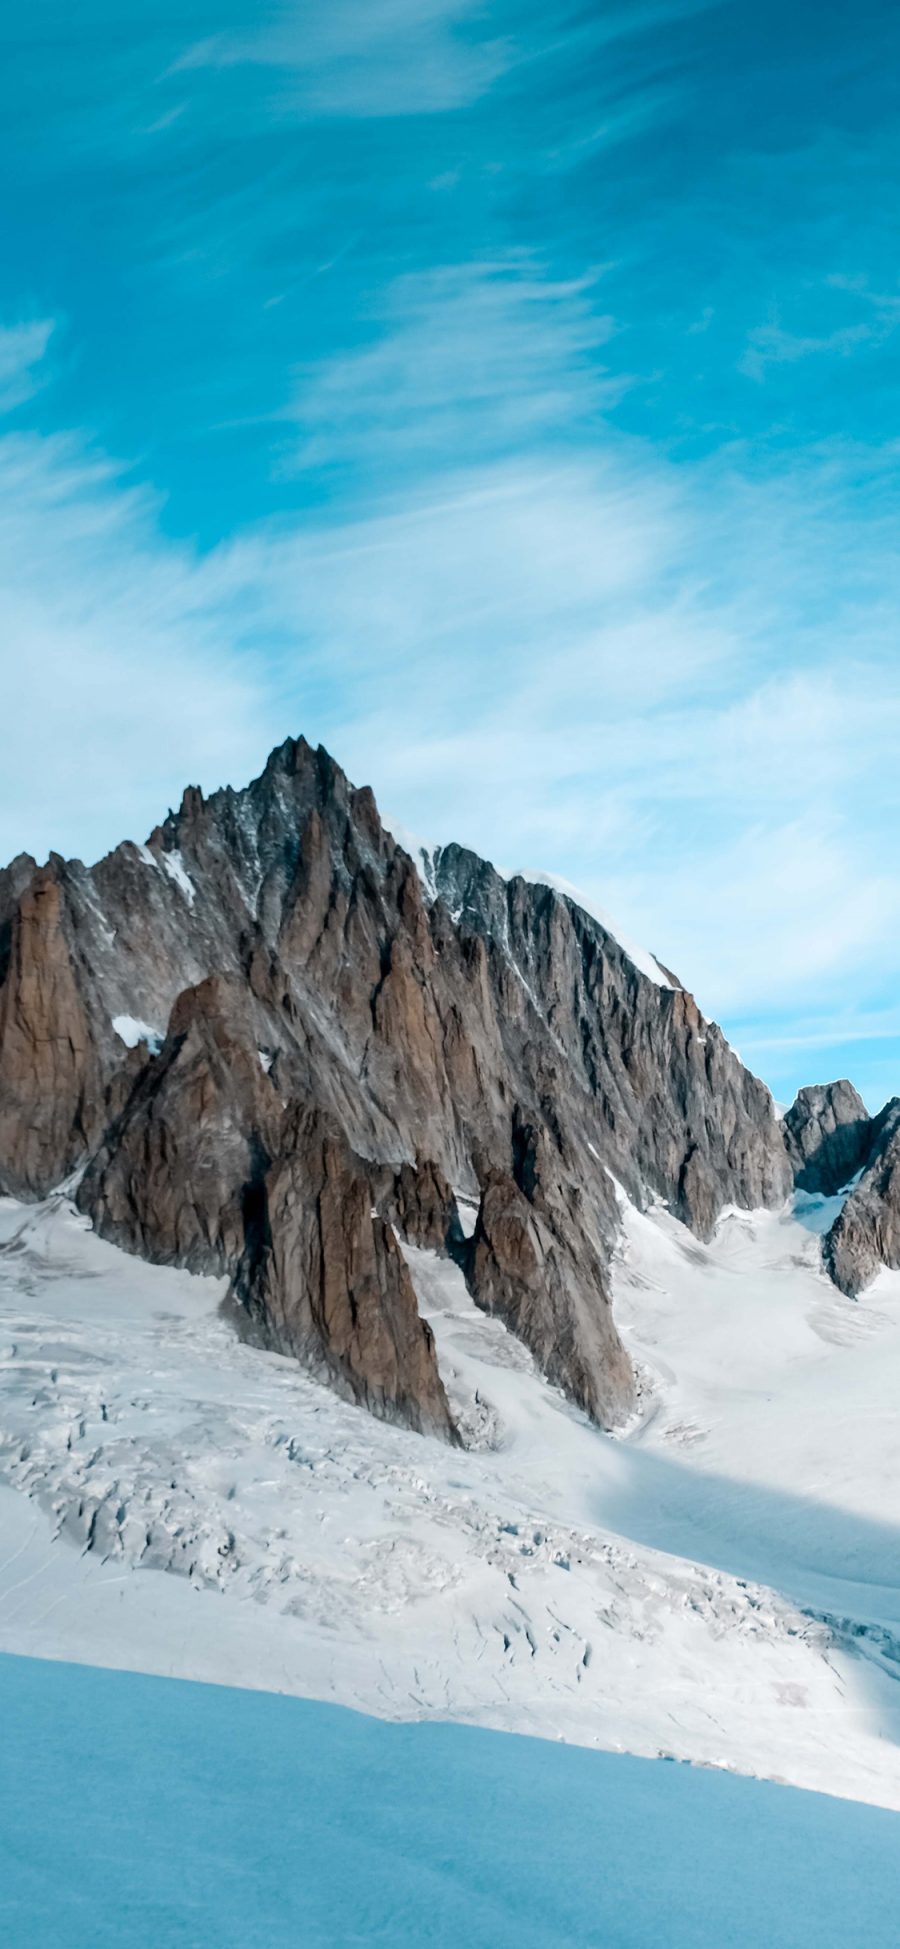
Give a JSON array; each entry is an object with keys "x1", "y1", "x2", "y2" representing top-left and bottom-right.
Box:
[
  {"x1": 783, "y1": 1080, "x2": 872, "y2": 1197},
  {"x1": 777, "y1": 1079, "x2": 900, "y2": 1299},
  {"x1": 819, "y1": 1098, "x2": 900, "y2": 1296},
  {"x1": 0, "y1": 732, "x2": 795, "y2": 1439}
]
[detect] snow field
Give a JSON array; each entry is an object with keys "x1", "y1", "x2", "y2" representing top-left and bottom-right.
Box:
[
  {"x1": 4, "y1": 1651, "x2": 900, "y2": 1949},
  {"x1": 1, "y1": 1190, "x2": 900, "y2": 1806}
]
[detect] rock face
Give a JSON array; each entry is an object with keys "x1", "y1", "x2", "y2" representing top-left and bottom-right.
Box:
[
  {"x1": 80, "y1": 975, "x2": 285, "y2": 1277},
  {"x1": 467, "y1": 1113, "x2": 633, "y2": 1427},
  {"x1": 778, "y1": 1080, "x2": 900, "y2": 1298},
  {"x1": 236, "y1": 1105, "x2": 456, "y2": 1440},
  {"x1": 823, "y1": 1100, "x2": 900, "y2": 1297},
  {"x1": 783, "y1": 1081, "x2": 872, "y2": 1197},
  {"x1": 0, "y1": 734, "x2": 793, "y2": 1438},
  {"x1": 0, "y1": 864, "x2": 102, "y2": 1197}
]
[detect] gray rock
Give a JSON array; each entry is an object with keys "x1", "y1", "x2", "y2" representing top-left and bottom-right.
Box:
[
  {"x1": 824, "y1": 1099, "x2": 900, "y2": 1296},
  {"x1": 466, "y1": 1109, "x2": 633, "y2": 1427},
  {"x1": 783, "y1": 1080, "x2": 872, "y2": 1196}
]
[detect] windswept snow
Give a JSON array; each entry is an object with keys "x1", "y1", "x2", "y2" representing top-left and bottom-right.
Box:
[
  {"x1": 132, "y1": 837, "x2": 196, "y2": 905},
  {"x1": 112, "y1": 1014, "x2": 163, "y2": 1053},
  {"x1": 609, "y1": 1191, "x2": 900, "y2": 1660},
  {"x1": 384, "y1": 815, "x2": 439, "y2": 900},
  {"x1": 1, "y1": 1192, "x2": 900, "y2": 1807},
  {"x1": 159, "y1": 848, "x2": 196, "y2": 905}
]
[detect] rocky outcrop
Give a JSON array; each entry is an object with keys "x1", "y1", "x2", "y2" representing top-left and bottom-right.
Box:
[
  {"x1": 0, "y1": 864, "x2": 102, "y2": 1197},
  {"x1": 776, "y1": 1077, "x2": 900, "y2": 1299},
  {"x1": 779, "y1": 1079, "x2": 900, "y2": 1299},
  {"x1": 467, "y1": 1112, "x2": 633, "y2": 1426},
  {"x1": 427, "y1": 845, "x2": 791, "y2": 1238},
  {"x1": 78, "y1": 975, "x2": 455, "y2": 1433},
  {"x1": 783, "y1": 1081, "x2": 872, "y2": 1197},
  {"x1": 824, "y1": 1100, "x2": 900, "y2": 1296},
  {"x1": 235, "y1": 1105, "x2": 456, "y2": 1440},
  {"x1": 0, "y1": 733, "x2": 794, "y2": 1438},
  {"x1": 382, "y1": 1156, "x2": 464, "y2": 1255},
  {"x1": 78, "y1": 975, "x2": 284, "y2": 1277},
  {"x1": 0, "y1": 852, "x2": 37, "y2": 969}
]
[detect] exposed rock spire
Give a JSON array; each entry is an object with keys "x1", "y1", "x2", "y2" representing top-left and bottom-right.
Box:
[{"x1": 0, "y1": 733, "x2": 793, "y2": 1436}]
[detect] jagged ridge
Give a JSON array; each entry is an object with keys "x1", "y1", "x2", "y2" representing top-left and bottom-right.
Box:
[{"x1": 0, "y1": 735, "x2": 791, "y2": 1436}]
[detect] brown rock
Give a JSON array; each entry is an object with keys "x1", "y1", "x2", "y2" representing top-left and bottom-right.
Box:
[
  {"x1": 79, "y1": 974, "x2": 283, "y2": 1275},
  {"x1": 235, "y1": 1104, "x2": 457, "y2": 1440},
  {"x1": 0, "y1": 864, "x2": 101, "y2": 1196},
  {"x1": 380, "y1": 1154, "x2": 466, "y2": 1255}
]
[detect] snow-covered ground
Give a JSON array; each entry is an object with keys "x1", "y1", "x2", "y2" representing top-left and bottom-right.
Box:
[
  {"x1": 1, "y1": 1188, "x2": 899, "y2": 1809},
  {"x1": 5, "y1": 1653, "x2": 900, "y2": 1949},
  {"x1": 611, "y1": 1188, "x2": 900, "y2": 1644}
]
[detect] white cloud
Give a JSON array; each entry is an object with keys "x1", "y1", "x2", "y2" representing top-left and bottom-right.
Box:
[
  {"x1": 4, "y1": 262, "x2": 900, "y2": 1097},
  {"x1": 170, "y1": 0, "x2": 714, "y2": 134},
  {"x1": 740, "y1": 317, "x2": 872, "y2": 382},
  {"x1": 600, "y1": 816, "x2": 900, "y2": 1013},
  {"x1": 0, "y1": 320, "x2": 54, "y2": 412},
  {"x1": 283, "y1": 262, "x2": 621, "y2": 473},
  {"x1": 6, "y1": 372, "x2": 900, "y2": 1052},
  {"x1": 175, "y1": 0, "x2": 512, "y2": 118},
  {"x1": 0, "y1": 426, "x2": 285, "y2": 865}
]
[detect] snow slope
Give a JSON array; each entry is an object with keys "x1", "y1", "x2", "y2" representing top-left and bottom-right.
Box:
[
  {"x1": 610, "y1": 1189, "x2": 900, "y2": 1661},
  {"x1": 1, "y1": 1189, "x2": 900, "y2": 1808},
  {"x1": 4, "y1": 1652, "x2": 900, "y2": 1949}
]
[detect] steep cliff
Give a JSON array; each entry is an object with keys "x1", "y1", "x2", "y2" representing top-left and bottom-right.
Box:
[
  {"x1": 822, "y1": 1100, "x2": 900, "y2": 1297},
  {"x1": 0, "y1": 735, "x2": 791, "y2": 1436},
  {"x1": 783, "y1": 1081, "x2": 872, "y2": 1197}
]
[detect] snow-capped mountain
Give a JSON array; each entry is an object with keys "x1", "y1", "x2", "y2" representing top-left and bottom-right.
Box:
[
  {"x1": 4, "y1": 731, "x2": 900, "y2": 1817},
  {"x1": 0, "y1": 733, "x2": 791, "y2": 1438}
]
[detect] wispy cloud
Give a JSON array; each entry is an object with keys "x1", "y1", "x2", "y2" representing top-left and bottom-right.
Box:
[
  {"x1": 6, "y1": 265, "x2": 900, "y2": 1078},
  {"x1": 171, "y1": 0, "x2": 714, "y2": 127},
  {"x1": 0, "y1": 421, "x2": 284, "y2": 864},
  {"x1": 740, "y1": 316, "x2": 874, "y2": 383},
  {"x1": 0, "y1": 320, "x2": 55, "y2": 412},
  {"x1": 282, "y1": 262, "x2": 621, "y2": 478},
  {"x1": 4, "y1": 0, "x2": 900, "y2": 1113},
  {"x1": 175, "y1": 0, "x2": 514, "y2": 118}
]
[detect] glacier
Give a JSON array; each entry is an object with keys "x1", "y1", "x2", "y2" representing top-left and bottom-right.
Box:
[{"x1": 2, "y1": 1186, "x2": 900, "y2": 1811}]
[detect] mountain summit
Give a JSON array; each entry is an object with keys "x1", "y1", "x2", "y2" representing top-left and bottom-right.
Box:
[{"x1": 0, "y1": 734, "x2": 803, "y2": 1437}]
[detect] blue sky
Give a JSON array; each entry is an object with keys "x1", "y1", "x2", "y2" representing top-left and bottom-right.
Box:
[{"x1": 2, "y1": 0, "x2": 900, "y2": 1107}]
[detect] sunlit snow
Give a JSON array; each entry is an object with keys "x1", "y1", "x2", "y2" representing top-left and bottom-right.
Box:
[
  {"x1": 159, "y1": 848, "x2": 196, "y2": 905},
  {"x1": 1, "y1": 1191, "x2": 900, "y2": 1808},
  {"x1": 111, "y1": 1014, "x2": 163, "y2": 1053}
]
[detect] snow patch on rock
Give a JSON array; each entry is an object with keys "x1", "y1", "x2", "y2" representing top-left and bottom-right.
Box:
[
  {"x1": 160, "y1": 849, "x2": 196, "y2": 906},
  {"x1": 112, "y1": 1014, "x2": 163, "y2": 1054}
]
